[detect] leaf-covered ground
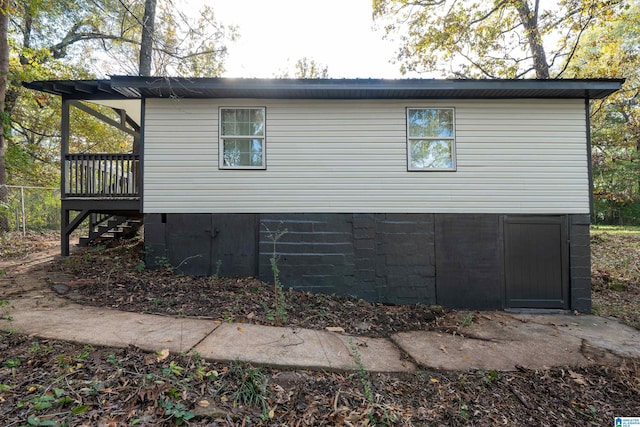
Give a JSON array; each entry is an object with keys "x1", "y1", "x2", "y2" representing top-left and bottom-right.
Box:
[
  {"x1": 0, "y1": 231, "x2": 58, "y2": 261},
  {"x1": 1, "y1": 332, "x2": 638, "y2": 426},
  {"x1": 591, "y1": 232, "x2": 640, "y2": 329},
  {"x1": 2, "y1": 231, "x2": 640, "y2": 425},
  {"x1": 51, "y1": 239, "x2": 445, "y2": 338},
  {"x1": 52, "y1": 231, "x2": 640, "y2": 335}
]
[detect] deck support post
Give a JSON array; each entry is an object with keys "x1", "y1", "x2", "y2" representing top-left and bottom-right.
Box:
[
  {"x1": 60, "y1": 98, "x2": 70, "y2": 256},
  {"x1": 61, "y1": 206, "x2": 91, "y2": 256},
  {"x1": 61, "y1": 207, "x2": 70, "y2": 256}
]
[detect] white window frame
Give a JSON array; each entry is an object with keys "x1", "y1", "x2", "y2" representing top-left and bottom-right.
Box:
[
  {"x1": 406, "y1": 107, "x2": 457, "y2": 172},
  {"x1": 219, "y1": 107, "x2": 266, "y2": 170}
]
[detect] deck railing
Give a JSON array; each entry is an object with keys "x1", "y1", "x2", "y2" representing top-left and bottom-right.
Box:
[{"x1": 64, "y1": 153, "x2": 139, "y2": 197}]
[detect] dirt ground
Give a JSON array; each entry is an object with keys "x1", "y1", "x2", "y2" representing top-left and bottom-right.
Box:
[{"x1": 1, "y1": 233, "x2": 639, "y2": 426}]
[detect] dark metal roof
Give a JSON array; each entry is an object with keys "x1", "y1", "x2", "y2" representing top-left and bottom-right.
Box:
[{"x1": 24, "y1": 76, "x2": 624, "y2": 100}]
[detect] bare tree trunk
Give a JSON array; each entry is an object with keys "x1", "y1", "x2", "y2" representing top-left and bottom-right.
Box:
[
  {"x1": 514, "y1": 0, "x2": 550, "y2": 79},
  {"x1": 0, "y1": 0, "x2": 10, "y2": 232},
  {"x1": 139, "y1": 0, "x2": 156, "y2": 76}
]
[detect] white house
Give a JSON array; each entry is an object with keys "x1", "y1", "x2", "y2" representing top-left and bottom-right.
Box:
[{"x1": 25, "y1": 77, "x2": 623, "y2": 311}]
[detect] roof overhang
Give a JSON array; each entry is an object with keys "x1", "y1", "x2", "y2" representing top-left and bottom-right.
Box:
[{"x1": 24, "y1": 76, "x2": 624, "y2": 101}]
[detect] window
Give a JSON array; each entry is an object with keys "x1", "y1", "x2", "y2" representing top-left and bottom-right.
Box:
[
  {"x1": 219, "y1": 107, "x2": 266, "y2": 169},
  {"x1": 407, "y1": 108, "x2": 456, "y2": 171}
]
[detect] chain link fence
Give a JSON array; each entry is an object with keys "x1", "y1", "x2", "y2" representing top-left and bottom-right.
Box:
[{"x1": 0, "y1": 185, "x2": 60, "y2": 235}]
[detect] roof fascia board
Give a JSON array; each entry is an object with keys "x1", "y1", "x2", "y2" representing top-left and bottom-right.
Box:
[{"x1": 25, "y1": 77, "x2": 625, "y2": 100}]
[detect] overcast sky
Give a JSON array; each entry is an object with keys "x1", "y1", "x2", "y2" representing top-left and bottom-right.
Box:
[{"x1": 200, "y1": 0, "x2": 413, "y2": 78}]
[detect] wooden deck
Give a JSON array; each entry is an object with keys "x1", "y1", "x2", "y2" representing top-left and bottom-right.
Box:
[
  {"x1": 61, "y1": 153, "x2": 142, "y2": 255},
  {"x1": 64, "y1": 153, "x2": 139, "y2": 198}
]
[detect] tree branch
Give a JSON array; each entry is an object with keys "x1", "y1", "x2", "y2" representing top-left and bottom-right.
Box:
[
  {"x1": 458, "y1": 51, "x2": 499, "y2": 78},
  {"x1": 50, "y1": 31, "x2": 140, "y2": 59},
  {"x1": 469, "y1": 1, "x2": 508, "y2": 26},
  {"x1": 553, "y1": 17, "x2": 592, "y2": 78},
  {"x1": 12, "y1": 120, "x2": 58, "y2": 139}
]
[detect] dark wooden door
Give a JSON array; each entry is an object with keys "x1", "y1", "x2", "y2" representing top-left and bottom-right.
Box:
[{"x1": 504, "y1": 216, "x2": 569, "y2": 309}]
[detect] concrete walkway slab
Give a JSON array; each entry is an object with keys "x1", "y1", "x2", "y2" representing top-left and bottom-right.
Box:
[
  {"x1": 392, "y1": 311, "x2": 593, "y2": 371},
  {"x1": 194, "y1": 322, "x2": 358, "y2": 371},
  {"x1": 337, "y1": 335, "x2": 416, "y2": 372},
  {"x1": 1, "y1": 297, "x2": 220, "y2": 354},
  {"x1": 513, "y1": 314, "x2": 640, "y2": 360},
  {"x1": 2, "y1": 283, "x2": 639, "y2": 373},
  {"x1": 393, "y1": 329, "x2": 587, "y2": 371}
]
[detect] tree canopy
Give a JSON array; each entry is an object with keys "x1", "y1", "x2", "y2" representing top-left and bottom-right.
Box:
[
  {"x1": 2, "y1": 0, "x2": 237, "y2": 190},
  {"x1": 567, "y1": 1, "x2": 640, "y2": 223},
  {"x1": 373, "y1": 0, "x2": 622, "y2": 79},
  {"x1": 276, "y1": 57, "x2": 330, "y2": 79}
]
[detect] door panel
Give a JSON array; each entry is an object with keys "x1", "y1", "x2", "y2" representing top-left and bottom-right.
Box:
[{"x1": 504, "y1": 216, "x2": 568, "y2": 309}]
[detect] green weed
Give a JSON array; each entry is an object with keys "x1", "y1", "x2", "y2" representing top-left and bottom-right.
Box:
[
  {"x1": 484, "y1": 369, "x2": 500, "y2": 383},
  {"x1": 213, "y1": 258, "x2": 223, "y2": 279},
  {"x1": 135, "y1": 260, "x2": 146, "y2": 272},
  {"x1": 0, "y1": 299, "x2": 12, "y2": 321},
  {"x1": 461, "y1": 312, "x2": 474, "y2": 327},
  {"x1": 608, "y1": 281, "x2": 627, "y2": 292},
  {"x1": 106, "y1": 353, "x2": 121, "y2": 367},
  {"x1": 158, "y1": 399, "x2": 194, "y2": 425},
  {"x1": 155, "y1": 256, "x2": 173, "y2": 270},
  {"x1": 26, "y1": 416, "x2": 58, "y2": 426},
  {"x1": 4, "y1": 358, "x2": 21, "y2": 368},
  {"x1": 76, "y1": 344, "x2": 94, "y2": 360},
  {"x1": 263, "y1": 224, "x2": 288, "y2": 325},
  {"x1": 161, "y1": 361, "x2": 185, "y2": 377},
  {"x1": 349, "y1": 338, "x2": 373, "y2": 403},
  {"x1": 230, "y1": 363, "x2": 268, "y2": 412}
]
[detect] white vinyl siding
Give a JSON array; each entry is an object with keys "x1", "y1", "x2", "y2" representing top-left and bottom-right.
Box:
[{"x1": 143, "y1": 98, "x2": 589, "y2": 214}]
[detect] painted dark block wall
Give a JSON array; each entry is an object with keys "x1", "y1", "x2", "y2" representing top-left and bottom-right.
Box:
[
  {"x1": 259, "y1": 213, "x2": 357, "y2": 296},
  {"x1": 372, "y1": 214, "x2": 435, "y2": 305},
  {"x1": 145, "y1": 213, "x2": 257, "y2": 277},
  {"x1": 257, "y1": 213, "x2": 436, "y2": 305},
  {"x1": 144, "y1": 212, "x2": 592, "y2": 312},
  {"x1": 569, "y1": 215, "x2": 591, "y2": 313},
  {"x1": 435, "y1": 215, "x2": 503, "y2": 310}
]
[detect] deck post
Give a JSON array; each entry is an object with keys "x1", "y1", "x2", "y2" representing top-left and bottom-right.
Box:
[
  {"x1": 61, "y1": 206, "x2": 70, "y2": 256},
  {"x1": 60, "y1": 98, "x2": 70, "y2": 255}
]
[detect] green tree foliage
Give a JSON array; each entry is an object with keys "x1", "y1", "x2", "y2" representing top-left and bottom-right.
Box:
[
  {"x1": 293, "y1": 57, "x2": 329, "y2": 79},
  {"x1": 7, "y1": 0, "x2": 104, "y2": 185},
  {"x1": 3, "y1": 0, "x2": 236, "y2": 188},
  {"x1": 276, "y1": 57, "x2": 329, "y2": 79},
  {"x1": 567, "y1": 1, "x2": 640, "y2": 223},
  {"x1": 373, "y1": 0, "x2": 621, "y2": 78}
]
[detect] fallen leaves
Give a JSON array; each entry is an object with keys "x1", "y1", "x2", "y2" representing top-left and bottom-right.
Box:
[
  {"x1": 156, "y1": 348, "x2": 169, "y2": 362},
  {"x1": 569, "y1": 370, "x2": 588, "y2": 386},
  {"x1": 51, "y1": 239, "x2": 444, "y2": 338},
  {"x1": 591, "y1": 233, "x2": 640, "y2": 329},
  {"x1": 2, "y1": 332, "x2": 640, "y2": 426}
]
